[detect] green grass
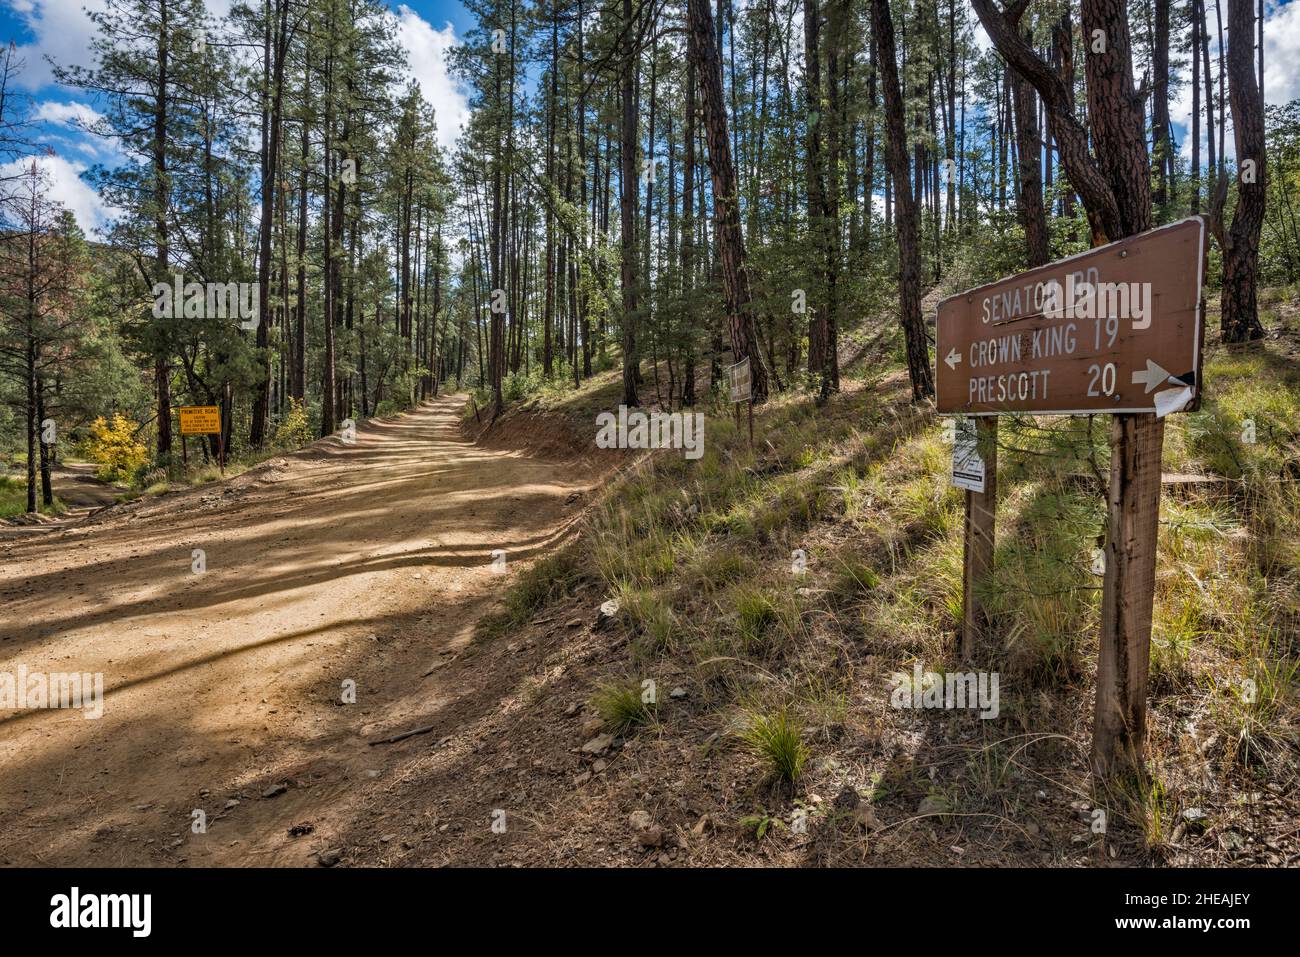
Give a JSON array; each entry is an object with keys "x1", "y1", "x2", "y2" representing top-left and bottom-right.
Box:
[
  {"x1": 686, "y1": 546, "x2": 756, "y2": 592},
  {"x1": 482, "y1": 312, "x2": 1300, "y2": 835},
  {"x1": 1208, "y1": 630, "x2": 1300, "y2": 769},
  {"x1": 0, "y1": 475, "x2": 65, "y2": 517},
  {"x1": 478, "y1": 547, "x2": 582, "y2": 640},
  {"x1": 1116, "y1": 773, "x2": 1173, "y2": 851},
  {"x1": 737, "y1": 705, "x2": 809, "y2": 784},
  {"x1": 829, "y1": 553, "x2": 880, "y2": 602},
  {"x1": 591, "y1": 679, "x2": 659, "y2": 734},
  {"x1": 735, "y1": 586, "x2": 778, "y2": 646},
  {"x1": 615, "y1": 584, "x2": 679, "y2": 656},
  {"x1": 719, "y1": 580, "x2": 805, "y2": 659}
]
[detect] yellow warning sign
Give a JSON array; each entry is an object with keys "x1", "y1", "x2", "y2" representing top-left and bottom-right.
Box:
[{"x1": 179, "y1": 405, "x2": 221, "y2": 435}]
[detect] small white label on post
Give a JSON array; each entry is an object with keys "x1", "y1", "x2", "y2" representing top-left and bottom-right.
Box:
[{"x1": 952, "y1": 417, "x2": 985, "y2": 493}]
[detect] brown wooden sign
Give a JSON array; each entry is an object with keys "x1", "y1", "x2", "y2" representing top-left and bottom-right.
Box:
[{"x1": 936, "y1": 217, "x2": 1207, "y2": 416}]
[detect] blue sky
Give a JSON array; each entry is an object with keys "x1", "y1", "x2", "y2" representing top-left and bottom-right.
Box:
[
  {"x1": 0, "y1": 0, "x2": 478, "y2": 232},
  {"x1": 2, "y1": 0, "x2": 1298, "y2": 236}
]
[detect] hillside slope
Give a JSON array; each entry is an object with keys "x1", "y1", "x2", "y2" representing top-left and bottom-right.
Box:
[{"x1": 342, "y1": 294, "x2": 1298, "y2": 867}]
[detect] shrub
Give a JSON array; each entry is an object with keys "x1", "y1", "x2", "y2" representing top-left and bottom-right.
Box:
[
  {"x1": 86, "y1": 414, "x2": 149, "y2": 481},
  {"x1": 273, "y1": 397, "x2": 314, "y2": 449}
]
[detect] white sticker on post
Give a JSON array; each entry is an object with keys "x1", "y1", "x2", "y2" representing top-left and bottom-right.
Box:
[{"x1": 952, "y1": 417, "x2": 986, "y2": 493}]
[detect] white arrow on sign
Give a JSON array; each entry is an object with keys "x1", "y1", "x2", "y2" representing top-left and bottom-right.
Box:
[
  {"x1": 944, "y1": 347, "x2": 962, "y2": 370},
  {"x1": 1131, "y1": 358, "x2": 1176, "y2": 394}
]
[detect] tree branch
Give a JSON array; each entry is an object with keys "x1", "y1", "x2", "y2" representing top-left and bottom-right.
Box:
[{"x1": 970, "y1": 0, "x2": 1123, "y2": 243}]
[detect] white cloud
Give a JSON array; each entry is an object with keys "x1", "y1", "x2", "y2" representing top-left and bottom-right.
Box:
[
  {"x1": 35, "y1": 100, "x2": 105, "y2": 129},
  {"x1": 33, "y1": 99, "x2": 125, "y2": 162},
  {"x1": 0, "y1": 154, "x2": 117, "y2": 233},
  {"x1": 1170, "y1": 1, "x2": 1298, "y2": 164},
  {"x1": 9, "y1": 0, "x2": 233, "y2": 90},
  {"x1": 13, "y1": 2, "x2": 469, "y2": 154},
  {"x1": 8, "y1": 0, "x2": 106, "y2": 89},
  {"x1": 392, "y1": 7, "x2": 471, "y2": 151},
  {"x1": 1261, "y1": 0, "x2": 1300, "y2": 106},
  {"x1": 963, "y1": 1, "x2": 1296, "y2": 169}
]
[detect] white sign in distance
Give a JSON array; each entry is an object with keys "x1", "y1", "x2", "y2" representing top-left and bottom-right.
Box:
[{"x1": 728, "y1": 358, "x2": 751, "y2": 404}]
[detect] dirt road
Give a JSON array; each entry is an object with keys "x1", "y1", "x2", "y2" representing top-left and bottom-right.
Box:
[{"x1": 0, "y1": 396, "x2": 592, "y2": 866}]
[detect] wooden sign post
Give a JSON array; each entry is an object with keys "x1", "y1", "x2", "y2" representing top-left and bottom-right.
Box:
[
  {"x1": 951, "y1": 416, "x2": 998, "y2": 660},
  {"x1": 936, "y1": 217, "x2": 1208, "y2": 776},
  {"x1": 728, "y1": 357, "x2": 753, "y2": 445},
  {"x1": 179, "y1": 404, "x2": 224, "y2": 474}
]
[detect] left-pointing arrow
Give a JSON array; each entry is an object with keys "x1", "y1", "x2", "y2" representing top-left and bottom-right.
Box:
[{"x1": 944, "y1": 347, "x2": 962, "y2": 370}]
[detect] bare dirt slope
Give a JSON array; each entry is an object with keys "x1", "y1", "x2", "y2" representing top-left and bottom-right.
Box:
[{"x1": 0, "y1": 395, "x2": 595, "y2": 866}]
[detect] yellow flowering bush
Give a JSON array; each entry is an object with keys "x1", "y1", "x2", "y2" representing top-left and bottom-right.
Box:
[{"x1": 86, "y1": 413, "x2": 149, "y2": 480}]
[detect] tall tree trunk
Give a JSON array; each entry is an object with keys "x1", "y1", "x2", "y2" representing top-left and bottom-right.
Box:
[
  {"x1": 1203, "y1": 0, "x2": 1218, "y2": 186},
  {"x1": 1010, "y1": 15, "x2": 1049, "y2": 266},
  {"x1": 1219, "y1": 0, "x2": 1266, "y2": 342},
  {"x1": 803, "y1": 0, "x2": 827, "y2": 376},
  {"x1": 1191, "y1": 0, "x2": 1201, "y2": 214},
  {"x1": 25, "y1": 336, "x2": 36, "y2": 513},
  {"x1": 946, "y1": 0, "x2": 958, "y2": 235},
  {"x1": 820, "y1": 0, "x2": 845, "y2": 400},
  {"x1": 543, "y1": 10, "x2": 558, "y2": 377},
  {"x1": 686, "y1": 0, "x2": 770, "y2": 401},
  {"x1": 319, "y1": 25, "x2": 337, "y2": 436},
  {"x1": 681, "y1": 52, "x2": 697, "y2": 406},
  {"x1": 431, "y1": 225, "x2": 443, "y2": 394},
  {"x1": 1151, "y1": 0, "x2": 1173, "y2": 208},
  {"x1": 871, "y1": 0, "x2": 933, "y2": 399},
  {"x1": 294, "y1": 113, "x2": 308, "y2": 403},
  {"x1": 153, "y1": 0, "x2": 173, "y2": 464},
  {"x1": 35, "y1": 374, "x2": 52, "y2": 506},
  {"x1": 250, "y1": 0, "x2": 290, "y2": 447},
  {"x1": 574, "y1": 6, "x2": 592, "y2": 379},
  {"x1": 619, "y1": 0, "x2": 641, "y2": 407},
  {"x1": 1080, "y1": 0, "x2": 1152, "y2": 236}
]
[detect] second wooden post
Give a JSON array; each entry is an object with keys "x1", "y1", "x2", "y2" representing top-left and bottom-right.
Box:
[{"x1": 961, "y1": 417, "x2": 998, "y2": 660}]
